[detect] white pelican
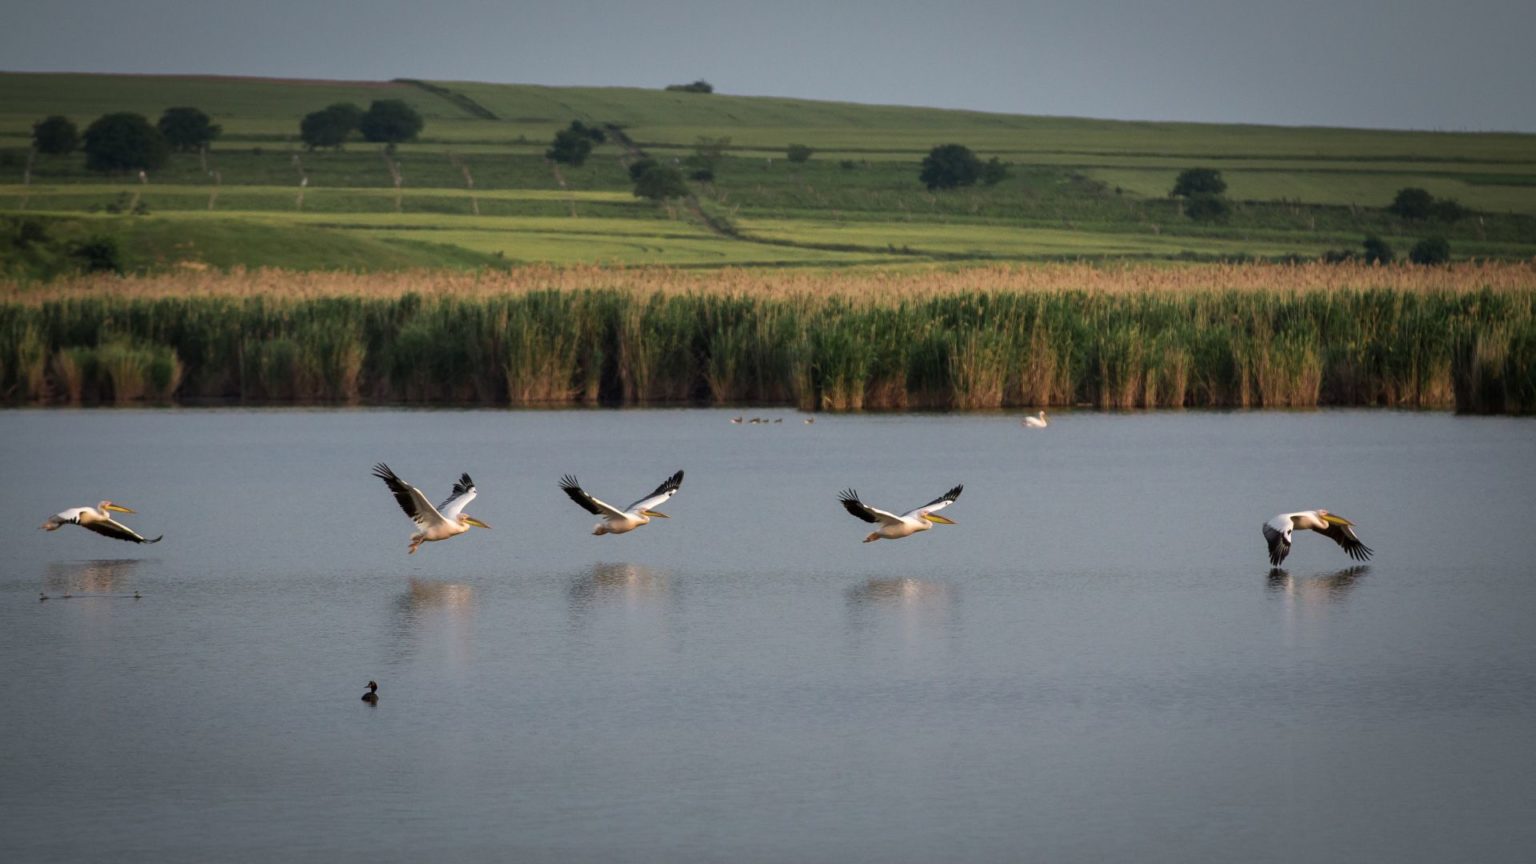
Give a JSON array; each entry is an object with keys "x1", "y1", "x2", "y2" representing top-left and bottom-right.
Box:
[
  {"x1": 1262, "y1": 510, "x2": 1373, "y2": 567},
  {"x1": 1023, "y1": 411, "x2": 1048, "y2": 428},
  {"x1": 839, "y1": 484, "x2": 963, "y2": 543},
  {"x1": 372, "y1": 463, "x2": 490, "y2": 554},
  {"x1": 42, "y1": 501, "x2": 162, "y2": 544},
  {"x1": 560, "y1": 470, "x2": 683, "y2": 535}
]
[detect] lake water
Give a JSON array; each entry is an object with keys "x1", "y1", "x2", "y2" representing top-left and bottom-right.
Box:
[{"x1": 2, "y1": 408, "x2": 1534, "y2": 863}]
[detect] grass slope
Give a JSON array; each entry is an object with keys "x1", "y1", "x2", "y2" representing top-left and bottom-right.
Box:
[{"x1": 1, "y1": 71, "x2": 1533, "y2": 273}]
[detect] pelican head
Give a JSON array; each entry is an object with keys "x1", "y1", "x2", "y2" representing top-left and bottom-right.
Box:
[
  {"x1": 99, "y1": 501, "x2": 136, "y2": 514},
  {"x1": 457, "y1": 515, "x2": 491, "y2": 529}
]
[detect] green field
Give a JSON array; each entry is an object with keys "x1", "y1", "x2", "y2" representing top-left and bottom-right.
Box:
[{"x1": 2, "y1": 71, "x2": 1534, "y2": 275}]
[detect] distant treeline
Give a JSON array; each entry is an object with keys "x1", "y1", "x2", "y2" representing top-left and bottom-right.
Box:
[{"x1": 1, "y1": 286, "x2": 1532, "y2": 413}]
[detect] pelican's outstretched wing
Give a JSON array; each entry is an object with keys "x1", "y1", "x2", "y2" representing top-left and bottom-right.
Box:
[
  {"x1": 905, "y1": 484, "x2": 963, "y2": 519},
  {"x1": 83, "y1": 519, "x2": 161, "y2": 544},
  {"x1": 626, "y1": 470, "x2": 684, "y2": 514},
  {"x1": 1262, "y1": 519, "x2": 1292, "y2": 566},
  {"x1": 374, "y1": 463, "x2": 448, "y2": 528},
  {"x1": 839, "y1": 490, "x2": 904, "y2": 526},
  {"x1": 1315, "y1": 514, "x2": 1373, "y2": 562},
  {"x1": 560, "y1": 475, "x2": 626, "y2": 518},
  {"x1": 438, "y1": 473, "x2": 477, "y2": 519}
]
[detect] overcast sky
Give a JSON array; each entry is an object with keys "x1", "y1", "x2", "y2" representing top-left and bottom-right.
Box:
[{"x1": 5, "y1": 0, "x2": 1534, "y2": 132}]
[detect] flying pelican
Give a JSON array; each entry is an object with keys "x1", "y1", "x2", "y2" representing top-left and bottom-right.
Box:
[
  {"x1": 41, "y1": 501, "x2": 162, "y2": 544},
  {"x1": 1262, "y1": 510, "x2": 1373, "y2": 566},
  {"x1": 839, "y1": 484, "x2": 963, "y2": 543},
  {"x1": 372, "y1": 463, "x2": 490, "y2": 554},
  {"x1": 559, "y1": 470, "x2": 684, "y2": 535},
  {"x1": 1023, "y1": 411, "x2": 1048, "y2": 428}
]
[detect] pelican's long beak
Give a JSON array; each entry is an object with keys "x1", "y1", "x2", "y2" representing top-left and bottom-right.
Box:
[
  {"x1": 465, "y1": 517, "x2": 491, "y2": 529},
  {"x1": 642, "y1": 510, "x2": 670, "y2": 519},
  {"x1": 923, "y1": 514, "x2": 956, "y2": 525},
  {"x1": 1320, "y1": 513, "x2": 1352, "y2": 526},
  {"x1": 104, "y1": 503, "x2": 136, "y2": 514}
]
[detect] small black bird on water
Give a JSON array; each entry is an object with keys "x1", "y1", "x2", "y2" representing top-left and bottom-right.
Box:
[{"x1": 361, "y1": 680, "x2": 379, "y2": 704}]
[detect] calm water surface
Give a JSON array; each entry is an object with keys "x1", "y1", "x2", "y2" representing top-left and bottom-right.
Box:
[{"x1": 2, "y1": 409, "x2": 1534, "y2": 863}]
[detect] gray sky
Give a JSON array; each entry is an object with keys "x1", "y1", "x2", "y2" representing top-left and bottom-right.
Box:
[{"x1": 5, "y1": 0, "x2": 1534, "y2": 132}]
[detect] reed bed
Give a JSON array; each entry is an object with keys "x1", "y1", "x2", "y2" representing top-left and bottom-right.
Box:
[
  {"x1": 5, "y1": 261, "x2": 1534, "y2": 303},
  {"x1": 1, "y1": 264, "x2": 1533, "y2": 413}
]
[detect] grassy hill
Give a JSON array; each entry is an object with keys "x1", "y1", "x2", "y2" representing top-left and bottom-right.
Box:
[{"x1": 3, "y1": 71, "x2": 1534, "y2": 276}]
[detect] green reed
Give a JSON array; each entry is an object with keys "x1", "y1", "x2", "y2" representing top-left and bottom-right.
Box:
[{"x1": 1, "y1": 287, "x2": 1531, "y2": 413}]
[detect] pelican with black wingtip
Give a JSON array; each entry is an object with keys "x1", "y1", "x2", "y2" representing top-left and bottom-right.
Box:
[
  {"x1": 838, "y1": 484, "x2": 963, "y2": 543},
  {"x1": 1262, "y1": 510, "x2": 1373, "y2": 567},
  {"x1": 372, "y1": 464, "x2": 490, "y2": 554},
  {"x1": 559, "y1": 470, "x2": 684, "y2": 536},
  {"x1": 42, "y1": 501, "x2": 162, "y2": 545}
]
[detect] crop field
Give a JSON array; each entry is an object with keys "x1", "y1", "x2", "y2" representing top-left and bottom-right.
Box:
[{"x1": 1, "y1": 71, "x2": 1534, "y2": 275}]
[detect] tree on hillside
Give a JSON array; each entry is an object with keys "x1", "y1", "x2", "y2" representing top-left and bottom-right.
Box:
[
  {"x1": 1409, "y1": 236, "x2": 1450, "y2": 265},
  {"x1": 300, "y1": 103, "x2": 363, "y2": 150},
  {"x1": 627, "y1": 158, "x2": 658, "y2": 182},
  {"x1": 32, "y1": 115, "x2": 79, "y2": 155},
  {"x1": 547, "y1": 121, "x2": 607, "y2": 166},
  {"x1": 665, "y1": 80, "x2": 714, "y2": 93},
  {"x1": 919, "y1": 144, "x2": 981, "y2": 190},
  {"x1": 546, "y1": 128, "x2": 593, "y2": 167},
  {"x1": 1361, "y1": 234, "x2": 1394, "y2": 265},
  {"x1": 633, "y1": 164, "x2": 688, "y2": 201},
  {"x1": 1171, "y1": 168, "x2": 1226, "y2": 198},
  {"x1": 358, "y1": 100, "x2": 424, "y2": 148},
  {"x1": 82, "y1": 113, "x2": 168, "y2": 173},
  {"x1": 1388, "y1": 187, "x2": 1434, "y2": 220},
  {"x1": 786, "y1": 144, "x2": 814, "y2": 164},
  {"x1": 569, "y1": 120, "x2": 606, "y2": 144},
  {"x1": 157, "y1": 107, "x2": 221, "y2": 153}
]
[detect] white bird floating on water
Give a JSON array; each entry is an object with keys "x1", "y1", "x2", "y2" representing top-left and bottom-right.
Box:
[
  {"x1": 1262, "y1": 510, "x2": 1373, "y2": 567},
  {"x1": 839, "y1": 484, "x2": 963, "y2": 543},
  {"x1": 372, "y1": 463, "x2": 490, "y2": 554},
  {"x1": 1023, "y1": 411, "x2": 1048, "y2": 428},
  {"x1": 560, "y1": 470, "x2": 684, "y2": 536},
  {"x1": 41, "y1": 501, "x2": 162, "y2": 544}
]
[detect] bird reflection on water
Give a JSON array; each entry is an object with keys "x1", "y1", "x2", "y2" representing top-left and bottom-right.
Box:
[
  {"x1": 391, "y1": 578, "x2": 476, "y2": 667},
  {"x1": 44, "y1": 559, "x2": 142, "y2": 596},
  {"x1": 567, "y1": 562, "x2": 670, "y2": 610},
  {"x1": 1267, "y1": 566, "x2": 1370, "y2": 604},
  {"x1": 845, "y1": 577, "x2": 959, "y2": 649},
  {"x1": 847, "y1": 577, "x2": 955, "y2": 605}
]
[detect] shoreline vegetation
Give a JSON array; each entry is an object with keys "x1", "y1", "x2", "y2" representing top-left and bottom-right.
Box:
[{"x1": 2, "y1": 263, "x2": 1533, "y2": 414}]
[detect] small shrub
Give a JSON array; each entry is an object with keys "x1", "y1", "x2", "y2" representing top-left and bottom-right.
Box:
[
  {"x1": 73, "y1": 236, "x2": 123, "y2": 273},
  {"x1": 1172, "y1": 168, "x2": 1226, "y2": 198},
  {"x1": 1409, "y1": 237, "x2": 1450, "y2": 265},
  {"x1": 786, "y1": 144, "x2": 814, "y2": 163},
  {"x1": 920, "y1": 144, "x2": 981, "y2": 190},
  {"x1": 33, "y1": 115, "x2": 79, "y2": 155},
  {"x1": 1362, "y1": 234, "x2": 1395, "y2": 265},
  {"x1": 665, "y1": 80, "x2": 713, "y2": 93},
  {"x1": 1389, "y1": 187, "x2": 1434, "y2": 220}
]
